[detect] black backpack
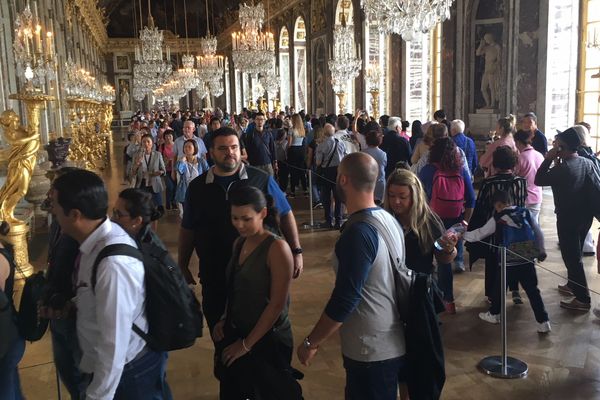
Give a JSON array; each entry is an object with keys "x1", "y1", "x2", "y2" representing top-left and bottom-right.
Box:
[
  {"x1": 17, "y1": 270, "x2": 50, "y2": 341},
  {"x1": 92, "y1": 243, "x2": 203, "y2": 352}
]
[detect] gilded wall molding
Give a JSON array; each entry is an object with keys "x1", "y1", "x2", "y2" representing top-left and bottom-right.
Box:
[
  {"x1": 107, "y1": 37, "x2": 214, "y2": 54},
  {"x1": 68, "y1": 0, "x2": 109, "y2": 50}
]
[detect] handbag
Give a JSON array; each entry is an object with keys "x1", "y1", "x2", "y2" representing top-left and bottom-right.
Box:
[{"x1": 17, "y1": 270, "x2": 49, "y2": 341}]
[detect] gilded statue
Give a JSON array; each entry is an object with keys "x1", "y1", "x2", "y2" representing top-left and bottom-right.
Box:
[{"x1": 0, "y1": 110, "x2": 40, "y2": 225}]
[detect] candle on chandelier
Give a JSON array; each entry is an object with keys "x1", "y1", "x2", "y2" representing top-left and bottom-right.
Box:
[
  {"x1": 46, "y1": 31, "x2": 53, "y2": 57},
  {"x1": 35, "y1": 25, "x2": 42, "y2": 54}
]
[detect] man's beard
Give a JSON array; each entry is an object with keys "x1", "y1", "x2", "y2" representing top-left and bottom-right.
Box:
[{"x1": 216, "y1": 157, "x2": 239, "y2": 173}]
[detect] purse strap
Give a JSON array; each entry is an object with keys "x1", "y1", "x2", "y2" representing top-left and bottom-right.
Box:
[{"x1": 323, "y1": 139, "x2": 339, "y2": 168}]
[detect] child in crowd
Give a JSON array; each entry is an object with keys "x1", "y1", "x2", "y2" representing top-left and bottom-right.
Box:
[{"x1": 464, "y1": 190, "x2": 551, "y2": 333}]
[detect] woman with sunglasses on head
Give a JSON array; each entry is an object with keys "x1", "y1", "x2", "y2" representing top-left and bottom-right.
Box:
[
  {"x1": 213, "y1": 185, "x2": 302, "y2": 400},
  {"x1": 111, "y1": 188, "x2": 173, "y2": 399}
]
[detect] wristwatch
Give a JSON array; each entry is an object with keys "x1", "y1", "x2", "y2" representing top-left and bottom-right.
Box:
[
  {"x1": 303, "y1": 336, "x2": 318, "y2": 350},
  {"x1": 291, "y1": 247, "x2": 303, "y2": 255}
]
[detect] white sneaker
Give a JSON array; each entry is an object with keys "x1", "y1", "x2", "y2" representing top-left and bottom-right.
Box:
[
  {"x1": 479, "y1": 311, "x2": 500, "y2": 324},
  {"x1": 537, "y1": 321, "x2": 551, "y2": 333},
  {"x1": 593, "y1": 307, "x2": 600, "y2": 319}
]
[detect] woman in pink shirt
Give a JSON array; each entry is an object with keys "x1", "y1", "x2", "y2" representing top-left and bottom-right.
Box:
[
  {"x1": 514, "y1": 130, "x2": 544, "y2": 224},
  {"x1": 480, "y1": 114, "x2": 518, "y2": 177}
]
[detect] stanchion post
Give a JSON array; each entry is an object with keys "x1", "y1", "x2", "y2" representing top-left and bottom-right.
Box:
[
  {"x1": 500, "y1": 245, "x2": 507, "y2": 375},
  {"x1": 477, "y1": 245, "x2": 528, "y2": 379},
  {"x1": 308, "y1": 169, "x2": 314, "y2": 227}
]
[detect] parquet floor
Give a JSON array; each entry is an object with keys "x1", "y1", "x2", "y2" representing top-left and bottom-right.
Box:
[{"x1": 15, "y1": 137, "x2": 600, "y2": 399}]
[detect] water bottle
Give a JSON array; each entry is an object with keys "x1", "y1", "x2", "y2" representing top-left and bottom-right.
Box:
[{"x1": 434, "y1": 221, "x2": 468, "y2": 251}]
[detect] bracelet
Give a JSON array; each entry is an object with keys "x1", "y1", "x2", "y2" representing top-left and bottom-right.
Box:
[{"x1": 242, "y1": 338, "x2": 251, "y2": 352}]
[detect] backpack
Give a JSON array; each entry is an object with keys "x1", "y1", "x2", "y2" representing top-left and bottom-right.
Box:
[
  {"x1": 346, "y1": 213, "x2": 446, "y2": 399},
  {"x1": 92, "y1": 243, "x2": 203, "y2": 352},
  {"x1": 343, "y1": 212, "x2": 414, "y2": 322},
  {"x1": 17, "y1": 270, "x2": 50, "y2": 341},
  {"x1": 496, "y1": 207, "x2": 539, "y2": 265},
  {"x1": 430, "y1": 167, "x2": 465, "y2": 219}
]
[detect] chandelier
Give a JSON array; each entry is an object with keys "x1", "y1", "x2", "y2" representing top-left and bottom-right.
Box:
[
  {"x1": 361, "y1": 0, "x2": 454, "y2": 41},
  {"x1": 13, "y1": 3, "x2": 55, "y2": 92},
  {"x1": 197, "y1": 37, "x2": 225, "y2": 97},
  {"x1": 259, "y1": 59, "x2": 280, "y2": 99},
  {"x1": 133, "y1": 0, "x2": 172, "y2": 99},
  {"x1": 328, "y1": 12, "x2": 361, "y2": 113},
  {"x1": 231, "y1": 2, "x2": 275, "y2": 76},
  {"x1": 174, "y1": 54, "x2": 199, "y2": 91}
]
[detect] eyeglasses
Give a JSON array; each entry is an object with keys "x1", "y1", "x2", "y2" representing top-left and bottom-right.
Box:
[{"x1": 112, "y1": 209, "x2": 130, "y2": 219}]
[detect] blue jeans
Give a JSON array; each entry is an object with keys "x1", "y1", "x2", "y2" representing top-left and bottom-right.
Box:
[
  {"x1": 0, "y1": 336, "x2": 25, "y2": 400},
  {"x1": 113, "y1": 350, "x2": 172, "y2": 400},
  {"x1": 343, "y1": 355, "x2": 407, "y2": 400},
  {"x1": 164, "y1": 173, "x2": 176, "y2": 207},
  {"x1": 50, "y1": 318, "x2": 87, "y2": 399},
  {"x1": 438, "y1": 217, "x2": 463, "y2": 302},
  {"x1": 309, "y1": 167, "x2": 321, "y2": 204}
]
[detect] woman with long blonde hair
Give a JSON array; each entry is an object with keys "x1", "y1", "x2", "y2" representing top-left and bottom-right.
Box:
[
  {"x1": 286, "y1": 113, "x2": 307, "y2": 197},
  {"x1": 384, "y1": 168, "x2": 457, "y2": 276}
]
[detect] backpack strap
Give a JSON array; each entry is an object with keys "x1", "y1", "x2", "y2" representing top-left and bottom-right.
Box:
[
  {"x1": 91, "y1": 243, "x2": 144, "y2": 292},
  {"x1": 91, "y1": 243, "x2": 147, "y2": 341}
]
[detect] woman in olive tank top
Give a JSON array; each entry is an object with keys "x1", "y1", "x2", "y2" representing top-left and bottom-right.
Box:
[{"x1": 213, "y1": 186, "x2": 302, "y2": 400}]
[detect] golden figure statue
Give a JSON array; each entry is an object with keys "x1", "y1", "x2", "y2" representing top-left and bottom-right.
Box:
[{"x1": 0, "y1": 110, "x2": 40, "y2": 225}]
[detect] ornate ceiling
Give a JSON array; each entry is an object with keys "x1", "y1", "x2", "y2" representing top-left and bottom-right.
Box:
[{"x1": 98, "y1": 0, "x2": 240, "y2": 38}]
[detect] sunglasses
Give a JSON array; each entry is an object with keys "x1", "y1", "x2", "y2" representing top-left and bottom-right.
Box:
[{"x1": 112, "y1": 209, "x2": 130, "y2": 219}]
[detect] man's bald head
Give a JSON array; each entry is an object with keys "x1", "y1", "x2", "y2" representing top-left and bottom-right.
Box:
[
  {"x1": 324, "y1": 123, "x2": 335, "y2": 136},
  {"x1": 339, "y1": 152, "x2": 378, "y2": 193}
]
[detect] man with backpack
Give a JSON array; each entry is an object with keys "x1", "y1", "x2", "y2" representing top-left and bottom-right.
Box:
[
  {"x1": 50, "y1": 169, "x2": 171, "y2": 399},
  {"x1": 297, "y1": 152, "x2": 410, "y2": 399}
]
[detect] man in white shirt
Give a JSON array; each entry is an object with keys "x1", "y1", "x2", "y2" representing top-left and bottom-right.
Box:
[
  {"x1": 174, "y1": 120, "x2": 208, "y2": 161},
  {"x1": 50, "y1": 169, "x2": 171, "y2": 400},
  {"x1": 333, "y1": 115, "x2": 360, "y2": 154}
]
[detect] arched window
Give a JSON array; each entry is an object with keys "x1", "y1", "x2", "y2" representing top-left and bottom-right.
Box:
[
  {"x1": 334, "y1": 0, "x2": 355, "y2": 113},
  {"x1": 403, "y1": 25, "x2": 441, "y2": 122},
  {"x1": 363, "y1": 19, "x2": 389, "y2": 116},
  {"x1": 545, "y1": 0, "x2": 578, "y2": 140},
  {"x1": 293, "y1": 17, "x2": 307, "y2": 110},
  {"x1": 234, "y1": 69, "x2": 243, "y2": 113},
  {"x1": 279, "y1": 27, "x2": 291, "y2": 109},
  {"x1": 224, "y1": 57, "x2": 231, "y2": 113}
]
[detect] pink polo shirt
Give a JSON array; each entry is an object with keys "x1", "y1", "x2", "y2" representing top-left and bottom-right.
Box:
[
  {"x1": 515, "y1": 145, "x2": 544, "y2": 205},
  {"x1": 480, "y1": 135, "x2": 517, "y2": 177}
]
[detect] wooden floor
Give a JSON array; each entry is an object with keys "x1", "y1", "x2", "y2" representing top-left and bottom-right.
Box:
[{"x1": 16, "y1": 137, "x2": 600, "y2": 399}]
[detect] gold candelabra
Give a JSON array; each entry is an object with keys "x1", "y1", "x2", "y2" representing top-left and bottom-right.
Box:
[
  {"x1": 0, "y1": 92, "x2": 54, "y2": 278},
  {"x1": 336, "y1": 91, "x2": 347, "y2": 116},
  {"x1": 369, "y1": 89, "x2": 380, "y2": 120}
]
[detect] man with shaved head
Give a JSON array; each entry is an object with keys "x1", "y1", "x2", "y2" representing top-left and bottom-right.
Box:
[{"x1": 298, "y1": 152, "x2": 408, "y2": 399}]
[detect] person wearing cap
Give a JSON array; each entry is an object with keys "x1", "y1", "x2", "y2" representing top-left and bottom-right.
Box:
[
  {"x1": 535, "y1": 127, "x2": 600, "y2": 311},
  {"x1": 522, "y1": 112, "x2": 548, "y2": 156}
]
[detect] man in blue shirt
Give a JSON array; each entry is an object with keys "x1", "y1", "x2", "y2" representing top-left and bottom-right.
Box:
[
  {"x1": 242, "y1": 112, "x2": 277, "y2": 176},
  {"x1": 522, "y1": 112, "x2": 548, "y2": 155},
  {"x1": 450, "y1": 119, "x2": 478, "y2": 176},
  {"x1": 178, "y1": 127, "x2": 303, "y2": 332}
]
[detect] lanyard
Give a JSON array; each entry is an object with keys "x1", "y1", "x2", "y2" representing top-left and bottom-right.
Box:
[{"x1": 144, "y1": 153, "x2": 152, "y2": 170}]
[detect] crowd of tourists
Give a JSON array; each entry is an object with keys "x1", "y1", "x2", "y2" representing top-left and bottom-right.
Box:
[{"x1": 1, "y1": 104, "x2": 600, "y2": 400}]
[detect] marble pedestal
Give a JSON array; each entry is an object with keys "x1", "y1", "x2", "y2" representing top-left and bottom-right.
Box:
[{"x1": 468, "y1": 110, "x2": 500, "y2": 152}]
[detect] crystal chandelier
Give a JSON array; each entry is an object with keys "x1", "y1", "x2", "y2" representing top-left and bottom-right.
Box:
[
  {"x1": 175, "y1": 54, "x2": 199, "y2": 91},
  {"x1": 231, "y1": 2, "x2": 275, "y2": 76},
  {"x1": 133, "y1": 0, "x2": 172, "y2": 98},
  {"x1": 259, "y1": 58, "x2": 280, "y2": 99},
  {"x1": 361, "y1": 0, "x2": 454, "y2": 41},
  {"x1": 328, "y1": 12, "x2": 361, "y2": 114},
  {"x1": 196, "y1": 37, "x2": 225, "y2": 97},
  {"x1": 13, "y1": 3, "x2": 55, "y2": 92}
]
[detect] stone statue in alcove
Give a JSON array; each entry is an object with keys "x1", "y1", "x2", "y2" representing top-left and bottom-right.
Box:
[{"x1": 476, "y1": 32, "x2": 501, "y2": 109}]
